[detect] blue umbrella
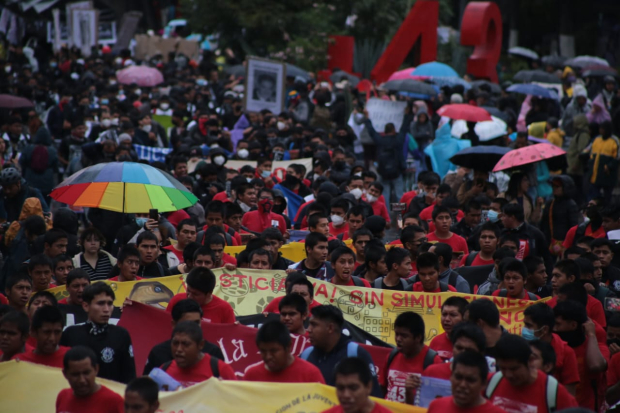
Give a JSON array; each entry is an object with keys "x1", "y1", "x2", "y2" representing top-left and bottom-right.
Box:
[
  {"x1": 413, "y1": 61, "x2": 459, "y2": 78},
  {"x1": 426, "y1": 76, "x2": 472, "y2": 90},
  {"x1": 507, "y1": 84, "x2": 558, "y2": 100}
]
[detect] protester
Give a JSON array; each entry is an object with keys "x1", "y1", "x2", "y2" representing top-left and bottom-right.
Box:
[
  {"x1": 0, "y1": 310, "x2": 30, "y2": 362},
  {"x1": 58, "y1": 269, "x2": 90, "y2": 306},
  {"x1": 429, "y1": 297, "x2": 469, "y2": 361},
  {"x1": 15, "y1": 305, "x2": 68, "y2": 368},
  {"x1": 288, "y1": 232, "x2": 334, "y2": 280},
  {"x1": 124, "y1": 377, "x2": 160, "y2": 413}
]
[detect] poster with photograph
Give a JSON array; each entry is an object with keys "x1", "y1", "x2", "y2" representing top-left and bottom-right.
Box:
[
  {"x1": 245, "y1": 57, "x2": 286, "y2": 114},
  {"x1": 71, "y1": 9, "x2": 99, "y2": 56}
]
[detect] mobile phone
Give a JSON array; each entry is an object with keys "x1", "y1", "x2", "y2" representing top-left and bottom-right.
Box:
[
  {"x1": 149, "y1": 209, "x2": 159, "y2": 222},
  {"x1": 605, "y1": 297, "x2": 620, "y2": 312}
]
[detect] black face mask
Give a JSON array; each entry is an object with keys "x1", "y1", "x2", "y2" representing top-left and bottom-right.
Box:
[
  {"x1": 607, "y1": 338, "x2": 620, "y2": 347},
  {"x1": 284, "y1": 174, "x2": 300, "y2": 186},
  {"x1": 334, "y1": 160, "x2": 346, "y2": 170},
  {"x1": 556, "y1": 329, "x2": 586, "y2": 348},
  {"x1": 272, "y1": 203, "x2": 286, "y2": 214}
]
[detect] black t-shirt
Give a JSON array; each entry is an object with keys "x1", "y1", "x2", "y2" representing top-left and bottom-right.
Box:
[
  {"x1": 142, "y1": 339, "x2": 224, "y2": 375},
  {"x1": 381, "y1": 279, "x2": 407, "y2": 291},
  {"x1": 300, "y1": 260, "x2": 322, "y2": 279}
]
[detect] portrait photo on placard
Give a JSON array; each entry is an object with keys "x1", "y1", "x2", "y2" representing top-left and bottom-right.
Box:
[{"x1": 245, "y1": 57, "x2": 286, "y2": 114}]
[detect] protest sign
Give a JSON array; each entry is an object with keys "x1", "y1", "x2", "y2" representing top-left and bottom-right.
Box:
[
  {"x1": 0, "y1": 361, "x2": 421, "y2": 413},
  {"x1": 416, "y1": 377, "x2": 452, "y2": 407},
  {"x1": 48, "y1": 269, "x2": 548, "y2": 346},
  {"x1": 133, "y1": 144, "x2": 172, "y2": 163},
  {"x1": 366, "y1": 98, "x2": 408, "y2": 132}
]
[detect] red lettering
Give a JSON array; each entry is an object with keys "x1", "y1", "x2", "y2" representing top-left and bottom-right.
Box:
[
  {"x1": 255, "y1": 277, "x2": 268, "y2": 290},
  {"x1": 315, "y1": 284, "x2": 329, "y2": 298},
  {"x1": 330, "y1": 285, "x2": 338, "y2": 303},
  {"x1": 492, "y1": 297, "x2": 506, "y2": 309},
  {"x1": 370, "y1": 291, "x2": 384, "y2": 306},
  {"x1": 499, "y1": 311, "x2": 512, "y2": 324},
  {"x1": 391, "y1": 293, "x2": 403, "y2": 307},
  {"x1": 350, "y1": 291, "x2": 363, "y2": 305},
  {"x1": 220, "y1": 274, "x2": 232, "y2": 288},
  {"x1": 460, "y1": 1, "x2": 503, "y2": 82},
  {"x1": 426, "y1": 294, "x2": 441, "y2": 309},
  {"x1": 411, "y1": 294, "x2": 424, "y2": 307},
  {"x1": 235, "y1": 274, "x2": 247, "y2": 288},
  {"x1": 514, "y1": 310, "x2": 524, "y2": 323}
]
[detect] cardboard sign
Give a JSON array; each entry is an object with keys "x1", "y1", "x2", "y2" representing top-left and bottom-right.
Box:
[{"x1": 366, "y1": 98, "x2": 407, "y2": 132}]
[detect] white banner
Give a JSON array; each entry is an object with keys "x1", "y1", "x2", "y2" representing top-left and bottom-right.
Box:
[{"x1": 366, "y1": 98, "x2": 407, "y2": 132}]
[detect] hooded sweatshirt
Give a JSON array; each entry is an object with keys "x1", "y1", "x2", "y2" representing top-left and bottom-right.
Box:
[
  {"x1": 477, "y1": 267, "x2": 501, "y2": 296},
  {"x1": 410, "y1": 106, "x2": 434, "y2": 144},
  {"x1": 587, "y1": 94, "x2": 612, "y2": 124},
  {"x1": 19, "y1": 127, "x2": 58, "y2": 195},
  {"x1": 561, "y1": 84, "x2": 592, "y2": 136},
  {"x1": 541, "y1": 175, "x2": 580, "y2": 242},
  {"x1": 566, "y1": 114, "x2": 591, "y2": 176}
]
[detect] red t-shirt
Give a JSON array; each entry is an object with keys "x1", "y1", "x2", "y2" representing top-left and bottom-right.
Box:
[
  {"x1": 607, "y1": 352, "x2": 620, "y2": 387},
  {"x1": 412, "y1": 282, "x2": 457, "y2": 293},
  {"x1": 163, "y1": 245, "x2": 184, "y2": 263},
  {"x1": 369, "y1": 200, "x2": 390, "y2": 223},
  {"x1": 429, "y1": 332, "x2": 453, "y2": 361},
  {"x1": 428, "y1": 232, "x2": 469, "y2": 255},
  {"x1": 329, "y1": 222, "x2": 349, "y2": 236},
  {"x1": 200, "y1": 224, "x2": 241, "y2": 246},
  {"x1": 549, "y1": 333, "x2": 580, "y2": 387},
  {"x1": 243, "y1": 357, "x2": 325, "y2": 383},
  {"x1": 322, "y1": 402, "x2": 394, "y2": 413},
  {"x1": 546, "y1": 295, "x2": 607, "y2": 328},
  {"x1": 220, "y1": 253, "x2": 238, "y2": 267},
  {"x1": 400, "y1": 191, "x2": 417, "y2": 209},
  {"x1": 382, "y1": 346, "x2": 442, "y2": 403},
  {"x1": 241, "y1": 210, "x2": 287, "y2": 235},
  {"x1": 14, "y1": 346, "x2": 69, "y2": 368},
  {"x1": 491, "y1": 289, "x2": 540, "y2": 300},
  {"x1": 166, "y1": 293, "x2": 236, "y2": 324},
  {"x1": 331, "y1": 277, "x2": 371, "y2": 288},
  {"x1": 0, "y1": 294, "x2": 7, "y2": 305},
  {"x1": 562, "y1": 223, "x2": 606, "y2": 249},
  {"x1": 55, "y1": 385, "x2": 124, "y2": 413},
  {"x1": 423, "y1": 361, "x2": 452, "y2": 380},
  {"x1": 572, "y1": 336, "x2": 609, "y2": 411},
  {"x1": 488, "y1": 370, "x2": 578, "y2": 412},
  {"x1": 164, "y1": 354, "x2": 237, "y2": 387},
  {"x1": 428, "y1": 396, "x2": 508, "y2": 413},
  {"x1": 107, "y1": 275, "x2": 145, "y2": 282},
  {"x1": 420, "y1": 206, "x2": 464, "y2": 232},
  {"x1": 263, "y1": 296, "x2": 322, "y2": 314},
  {"x1": 459, "y1": 252, "x2": 495, "y2": 267}
]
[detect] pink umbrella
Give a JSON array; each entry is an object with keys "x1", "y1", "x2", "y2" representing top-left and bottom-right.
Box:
[
  {"x1": 116, "y1": 65, "x2": 164, "y2": 87},
  {"x1": 387, "y1": 67, "x2": 416, "y2": 81},
  {"x1": 437, "y1": 104, "x2": 492, "y2": 122},
  {"x1": 493, "y1": 143, "x2": 566, "y2": 172}
]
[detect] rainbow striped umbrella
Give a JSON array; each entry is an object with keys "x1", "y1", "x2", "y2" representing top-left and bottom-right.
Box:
[{"x1": 51, "y1": 162, "x2": 197, "y2": 213}]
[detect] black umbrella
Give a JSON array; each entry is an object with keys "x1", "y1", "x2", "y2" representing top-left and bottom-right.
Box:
[
  {"x1": 381, "y1": 79, "x2": 437, "y2": 96},
  {"x1": 449, "y1": 146, "x2": 511, "y2": 171},
  {"x1": 480, "y1": 106, "x2": 510, "y2": 123},
  {"x1": 285, "y1": 63, "x2": 311, "y2": 80},
  {"x1": 329, "y1": 71, "x2": 360, "y2": 87},
  {"x1": 582, "y1": 69, "x2": 619, "y2": 78},
  {"x1": 471, "y1": 80, "x2": 502, "y2": 94},
  {"x1": 541, "y1": 55, "x2": 568, "y2": 68},
  {"x1": 513, "y1": 70, "x2": 561, "y2": 84}
]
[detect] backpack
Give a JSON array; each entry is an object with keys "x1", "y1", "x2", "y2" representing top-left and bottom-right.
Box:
[
  {"x1": 384, "y1": 348, "x2": 437, "y2": 384},
  {"x1": 373, "y1": 277, "x2": 409, "y2": 289},
  {"x1": 573, "y1": 222, "x2": 590, "y2": 245},
  {"x1": 376, "y1": 138, "x2": 403, "y2": 180},
  {"x1": 497, "y1": 289, "x2": 538, "y2": 300},
  {"x1": 464, "y1": 252, "x2": 478, "y2": 266},
  {"x1": 409, "y1": 272, "x2": 458, "y2": 288},
  {"x1": 161, "y1": 356, "x2": 220, "y2": 378},
  {"x1": 300, "y1": 341, "x2": 359, "y2": 361},
  {"x1": 351, "y1": 276, "x2": 366, "y2": 287},
  {"x1": 30, "y1": 145, "x2": 49, "y2": 173},
  {"x1": 486, "y1": 372, "x2": 558, "y2": 413},
  {"x1": 201, "y1": 230, "x2": 233, "y2": 247}
]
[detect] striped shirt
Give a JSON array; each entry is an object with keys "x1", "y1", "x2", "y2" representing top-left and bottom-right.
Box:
[{"x1": 80, "y1": 253, "x2": 114, "y2": 281}]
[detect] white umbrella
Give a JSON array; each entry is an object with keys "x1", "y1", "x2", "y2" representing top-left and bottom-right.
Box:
[
  {"x1": 566, "y1": 56, "x2": 610, "y2": 68},
  {"x1": 451, "y1": 116, "x2": 507, "y2": 142},
  {"x1": 508, "y1": 47, "x2": 539, "y2": 60}
]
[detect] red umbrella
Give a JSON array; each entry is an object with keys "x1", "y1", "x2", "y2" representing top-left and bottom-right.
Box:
[
  {"x1": 493, "y1": 143, "x2": 566, "y2": 172},
  {"x1": 436, "y1": 104, "x2": 492, "y2": 122},
  {"x1": 116, "y1": 65, "x2": 164, "y2": 87},
  {"x1": 0, "y1": 94, "x2": 34, "y2": 109}
]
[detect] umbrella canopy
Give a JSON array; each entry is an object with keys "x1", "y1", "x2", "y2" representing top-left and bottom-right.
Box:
[
  {"x1": 541, "y1": 55, "x2": 568, "y2": 68},
  {"x1": 388, "y1": 68, "x2": 416, "y2": 81},
  {"x1": 413, "y1": 61, "x2": 459, "y2": 78},
  {"x1": 513, "y1": 70, "x2": 562, "y2": 84},
  {"x1": 51, "y1": 162, "x2": 198, "y2": 213},
  {"x1": 566, "y1": 56, "x2": 609, "y2": 68},
  {"x1": 480, "y1": 106, "x2": 510, "y2": 122},
  {"x1": 493, "y1": 143, "x2": 566, "y2": 172},
  {"x1": 285, "y1": 63, "x2": 311, "y2": 80},
  {"x1": 415, "y1": 76, "x2": 471, "y2": 90},
  {"x1": 471, "y1": 80, "x2": 502, "y2": 94},
  {"x1": 582, "y1": 67, "x2": 618, "y2": 78},
  {"x1": 508, "y1": 47, "x2": 539, "y2": 60},
  {"x1": 224, "y1": 64, "x2": 247, "y2": 78},
  {"x1": 381, "y1": 79, "x2": 436, "y2": 96},
  {"x1": 437, "y1": 104, "x2": 492, "y2": 122},
  {"x1": 330, "y1": 70, "x2": 360, "y2": 87},
  {"x1": 507, "y1": 84, "x2": 558, "y2": 99},
  {"x1": 117, "y1": 66, "x2": 164, "y2": 87},
  {"x1": 0, "y1": 94, "x2": 34, "y2": 109},
  {"x1": 451, "y1": 116, "x2": 508, "y2": 142},
  {"x1": 450, "y1": 146, "x2": 511, "y2": 171}
]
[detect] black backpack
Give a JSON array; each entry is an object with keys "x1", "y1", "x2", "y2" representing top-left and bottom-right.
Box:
[
  {"x1": 373, "y1": 277, "x2": 409, "y2": 289},
  {"x1": 497, "y1": 289, "x2": 538, "y2": 300},
  {"x1": 409, "y1": 272, "x2": 458, "y2": 288},
  {"x1": 464, "y1": 252, "x2": 478, "y2": 266},
  {"x1": 384, "y1": 348, "x2": 437, "y2": 384},
  {"x1": 376, "y1": 138, "x2": 403, "y2": 180},
  {"x1": 161, "y1": 356, "x2": 220, "y2": 378},
  {"x1": 351, "y1": 276, "x2": 366, "y2": 287}
]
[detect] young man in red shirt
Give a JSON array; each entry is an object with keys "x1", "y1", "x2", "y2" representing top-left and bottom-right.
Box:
[
  {"x1": 16, "y1": 305, "x2": 68, "y2": 368},
  {"x1": 373, "y1": 248, "x2": 412, "y2": 290},
  {"x1": 486, "y1": 334, "x2": 578, "y2": 412},
  {"x1": 163, "y1": 321, "x2": 236, "y2": 387},
  {"x1": 279, "y1": 294, "x2": 309, "y2": 336},
  {"x1": 205, "y1": 233, "x2": 238, "y2": 268},
  {"x1": 56, "y1": 346, "x2": 124, "y2": 413},
  {"x1": 58, "y1": 269, "x2": 91, "y2": 306},
  {"x1": 330, "y1": 246, "x2": 371, "y2": 288},
  {"x1": 166, "y1": 267, "x2": 236, "y2": 324},
  {"x1": 352, "y1": 229, "x2": 373, "y2": 270},
  {"x1": 491, "y1": 258, "x2": 540, "y2": 300},
  {"x1": 244, "y1": 320, "x2": 324, "y2": 383},
  {"x1": 338, "y1": 205, "x2": 366, "y2": 242},
  {"x1": 427, "y1": 205, "x2": 469, "y2": 257},
  {"x1": 522, "y1": 303, "x2": 580, "y2": 395},
  {"x1": 329, "y1": 198, "x2": 350, "y2": 237},
  {"x1": 263, "y1": 274, "x2": 321, "y2": 314},
  {"x1": 198, "y1": 201, "x2": 242, "y2": 246},
  {"x1": 365, "y1": 182, "x2": 390, "y2": 224},
  {"x1": 0, "y1": 311, "x2": 29, "y2": 362},
  {"x1": 429, "y1": 297, "x2": 469, "y2": 361},
  {"x1": 242, "y1": 188, "x2": 287, "y2": 235},
  {"x1": 322, "y1": 357, "x2": 393, "y2": 413},
  {"x1": 554, "y1": 300, "x2": 609, "y2": 411},
  {"x1": 460, "y1": 222, "x2": 498, "y2": 267},
  {"x1": 428, "y1": 351, "x2": 506, "y2": 413},
  {"x1": 124, "y1": 377, "x2": 160, "y2": 413},
  {"x1": 411, "y1": 253, "x2": 456, "y2": 293},
  {"x1": 28, "y1": 254, "x2": 56, "y2": 292},
  {"x1": 562, "y1": 199, "x2": 605, "y2": 249},
  {"x1": 108, "y1": 246, "x2": 144, "y2": 282},
  {"x1": 163, "y1": 219, "x2": 197, "y2": 263},
  {"x1": 382, "y1": 311, "x2": 442, "y2": 405}
]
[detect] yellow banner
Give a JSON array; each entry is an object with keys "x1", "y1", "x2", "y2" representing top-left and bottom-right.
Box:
[
  {"x1": 225, "y1": 241, "x2": 353, "y2": 263},
  {"x1": 0, "y1": 361, "x2": 421, "y2": 413},
  {"x1": 48, "y1": 269, "x2": 546, "y2": 345}
]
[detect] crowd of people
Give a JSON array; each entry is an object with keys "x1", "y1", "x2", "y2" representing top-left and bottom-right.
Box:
[{"x1": 2, "y1": 41, "x2": 620, "y2": 413}]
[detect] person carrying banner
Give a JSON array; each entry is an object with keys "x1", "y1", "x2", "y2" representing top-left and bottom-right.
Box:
[
  {"x1": 244, "y1": 320, "x2": 324, "y2": 383},
  {"x1": 330, "y1": 246, "x2": 371, "y2": 287},
  {"x1": 124, "y1": 377, "x2": 160, "y2": 413},
  {"x1": 14, "y1": 305, "x2": 68, "y2": 368},
  {"x1": 279, "y1": 293, "x2": 309, "y2": 336},
  {"x1": 263, "y1": 274, "x2": 321, "y2": 314},
  {"x1": 56, "y1": 346, "x2": 124, "y2": 413},
  {"x1": 0, "y1": 310, "x2": 30, "y2": 362},
  {"x1": 58, "y1": 269, "x2": 90, "y2": 306},
  {"x1": 108, "y1": 246, "x2": 144, "y2": 282},
  {"x1": 288, "y1": 232, "x2": 334, "y2": 281},
  {"x1": 429, "y1": 297, "x2": 469, "y2": 361}
]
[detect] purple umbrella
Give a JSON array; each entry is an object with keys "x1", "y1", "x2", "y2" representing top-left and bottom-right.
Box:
[
  {"x1": 0, "y1": 94, "x2": 34, "y2": 109},
  {"x1": 117, "y1": 66, "x2": 164, "y2": 87}
]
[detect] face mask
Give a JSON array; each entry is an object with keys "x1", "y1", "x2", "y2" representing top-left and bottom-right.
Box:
[
  {"x1": 521, "y1": 326, "x2": 544, "y2": 341},
  {"x1": 354, "y1": 113, "x2": 365, "y2": 124},
  {"x1": 261, "y1": 170, "x2": 271, "y2": 178},
  {"x1": 259, "y1": 198, "x2": 273, "y2": 212},
  {"x1": 160, "y1": 103, "x2": 170, "y2": 110},
  {"x1": 354, "y1": 172, "x2": 362, "y2": 177},
  {"x1": 334, "y1": 160, "x2": 346, "y2": 169},
  {"x1": 366, "y1": 194, "x2": 378, "y2": 203},
  {"x1": 313, "y1": 173, "x2": 322, "y2": 181},
  {"x1": 350, "y1": 188, "x2": 363, "y2": 200},
  {"x1": 101, "y1": 119, "x2": 112, "y2": 128},
  {"x1": 4, "y1": 66, "x2": 10, "y2": 73},
  {"x1": 284, "y1": 174, "x2": 300, "y2": 186},
  {"x1": 238, "y1": 148, "x2": 249, "y2": 159},
  {"x1": 142, "y1": 124, "x2": 152, "y2": 133},
  {"x1": 272, "y1": 203, "x2": 286, "y2": 214},
  {"x1": 136, "y1": 217, "x2": 148, "y2": 227},
  {"x1": 277, "y1": 121, "x2": 286, "y2": 131},
  {"x1": 111, "y1": 118, "x2": 119, "y2": 126},
  {"x1": 50, "y1": 62, "x2": 58, "y2": 68},
  {"x1": 487, "y1": 210, "x2": 499, "y2": 223},
  {"x1": 246, "y1": 177, "x2": 252, "y2": 183},
  {"x1": 101, "y1": 99, "x2": 109, "y2": 106},
  {"x1": 556, "y1": 329, "x2": 586, "y2": 348},
  {"x1": 196, "y1": 79, "x2": 208, "y2": 86},
  {"x1": 331, "y1": 215, "x2": 344, "y2": 226},
  {"x1": 213, "y1": 155, "x2": 226, "y2": 166},
  {"x1": 135, "y1": 89, "x2": 142, "y2": 95},
  {"x1": 109, "y1": 80, "x2": 117, "y2": 85}
]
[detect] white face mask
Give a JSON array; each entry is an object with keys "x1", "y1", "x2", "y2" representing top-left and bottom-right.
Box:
[
  {"x1": 111, "y1": 118, "x2": 119, "y2": 126},
  {"x1": 101, "y1": 119, "x2": 112, "y2": 128},
  {"x1": 277, "y1": 121, "x2": 286, "y2": 131},
  {"x1": 213, "y1": 155, "x2": 226, "y2": 166},
  {"x1": 366, "y1": 194, "x2": 378, "y2": 203},
  {"x1": 350, "y1": 188, "x2": 363, "y2": 200},
  {"x1": 135, "y1": 89, "x2": 142, "y2": 95},
  {"x1": 160, "y1": 103, "x2": 169, "y2": 110},
  {"x1": 313, "y1": 173, "x2": 322, "y2": 181},
  {"x1": 4, "y1": 66, "x2": 11, "y2": 73},
  {"x1": 331, "y1": 215, "x2": 344, "y2": 226},
  {"x1": 237, "y1": 148, "x2": 249, "y2": 159},
  {"x1": 109, "y1": 80, "x2": 117, "y2": 85},
  {"x1": 142, "y1": 124, "x2": 152, "y2": 133}
]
